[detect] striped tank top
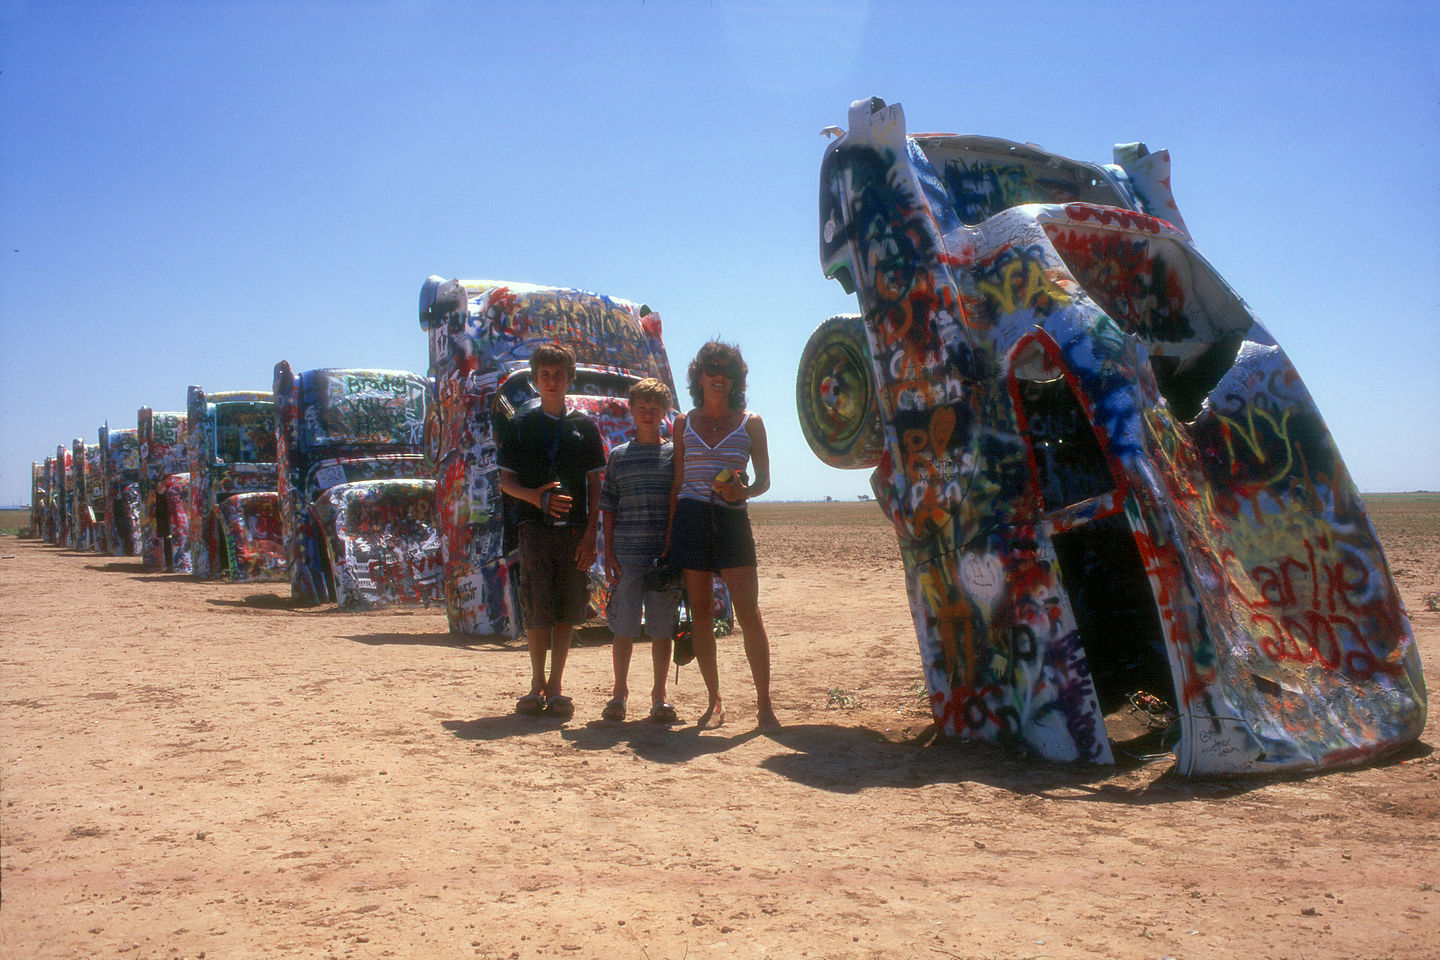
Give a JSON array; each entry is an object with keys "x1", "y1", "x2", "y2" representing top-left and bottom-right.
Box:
[{"x1": 679, "y1": 412, "x2": 751, "y2": 509}]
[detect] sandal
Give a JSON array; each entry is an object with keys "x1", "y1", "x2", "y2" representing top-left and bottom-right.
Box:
[
  {"x1": 647, "y1": 702, "x2": 679, "y2": 724},
  {"x1": 515, "y1": 692, "x2": 546, "y2": 716},
  {"x1": 601, "y1": 697, "x2": 627, "y2": 721},
  {"x1": 545, "y1": 695, "x2": 574, "y2": 720}
]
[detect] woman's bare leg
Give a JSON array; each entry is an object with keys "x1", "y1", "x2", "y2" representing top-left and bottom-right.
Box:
[
  {"x1": 685, "y1": 569, "x2": 724, "y2": 727},
  {"x1": 722, "y1": 565, "x2": 777, "y2": 728}
]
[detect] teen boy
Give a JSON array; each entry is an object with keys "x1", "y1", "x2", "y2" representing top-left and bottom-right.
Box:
[
  {"x1": 599, "y1": 379, "x2": 682, "y2": 723},
  {"x1": 497, "y1": 343, "x2": 607, "y2": 720}
]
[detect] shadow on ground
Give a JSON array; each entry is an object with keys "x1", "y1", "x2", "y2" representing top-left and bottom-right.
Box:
[
  {"x1": 442, "y1": 713, "x2": 763, "y2": 762},
  {"x1": 347, "y1": 632, "x2": 507, "y2": 650},
  {"x1": 346, "y1": 626, "x2": 617, "y2": 648},
  {"x1": 752, "y1": 723, "x2": 1434, "y2": 804},
  {"x1": 207, "y1": 594, "x2": 315, "y2": 611},
  {"x1": 85, "y1": 560, "x2": 146, "y2": 573}
]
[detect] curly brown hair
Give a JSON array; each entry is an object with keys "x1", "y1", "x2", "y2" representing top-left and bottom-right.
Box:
[{"x1": 686, "y1": 341, "x2": 747, "y2": 410}]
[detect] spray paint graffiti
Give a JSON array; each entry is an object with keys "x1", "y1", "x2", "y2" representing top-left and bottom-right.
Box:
[
  {"x1": 216, "y1": 492, "x2": 285, "y2": 581},
  {"x1": 99, "y1": 425, "x2": 142, "y2": 556},
  {"x1": 53, "y1": 445, "x2": 74, "y2": 548},
  {"x1": 159, "y1": 473, "x2": 193, "y2": 573},
  {"x1": 310, "y1": 479, "x2": 443, "y2": 610},
  {"x1": 273, "y1": 362, "x2": 434, "y2": 605},
  {"x1": 70, "y1": 439, "x2": 105, "y2": 552},
  {"x1": 138, "y1": 408, "x2": 190, "y2": 571},
  {"x1": 187, "y1": 387, "x2": 282, "y2": 582},
  {"x1": 30, "y1": 462, "x2": 45, "y2": 539},
  {"x1": 38, "y1": 457, "x2": 56, "y2": 543},
  {"x1": 420, "y1": 277, "x2": 706, "y2": 637},
  {"x1": 800, "y1": 97, "x2": 1424, "y2": 776}
]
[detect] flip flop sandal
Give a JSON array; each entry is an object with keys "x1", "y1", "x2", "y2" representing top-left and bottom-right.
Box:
[
  {"x1": 647, "y1": 702, "x2": 679, "y2": 724},
  {"x1": 545, "y1": 695, "x2": 574, "y2": 720},
  {"x1": 515, "y1": 692, "x2": 546, "y2": 716},
  {"x1": 601, "y1": 697, "x2": 627, "y2": 721}
]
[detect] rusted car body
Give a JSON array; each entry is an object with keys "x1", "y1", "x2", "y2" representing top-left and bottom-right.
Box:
[
  {"x1": 186, "y1": 387, "x2": 284, "y2": 581},
  {"x1": 137, "y1": 408, "x2": 191, "y2": 571},
  {"x1": 272, "y1": 363, "x2": 434, "y2": 606},
  {"x1": 799, "y1": 97, "x2": 1424, "y2": 776},
  {"x1": 98, "y1": 424, "x2": 142, "y2": 556},
  {"x1": 419, "y1": 276, "x2": 719, "y2": 638}
]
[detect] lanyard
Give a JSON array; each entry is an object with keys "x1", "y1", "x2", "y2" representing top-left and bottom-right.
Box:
[{"x1": 543, "y1": 413, "x2": 563, "y2": 476}]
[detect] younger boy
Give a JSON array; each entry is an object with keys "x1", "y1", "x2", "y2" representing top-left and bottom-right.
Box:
[
  {"x1": 497, "y1": 343, "x2": 607, "y2": 720},
  {"x1": 599, "y1": 378, "x2": 682, "y2": 723}
]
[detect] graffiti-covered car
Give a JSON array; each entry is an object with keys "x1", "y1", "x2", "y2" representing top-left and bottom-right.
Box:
[
  {"x1": 138, "y1": 408, "x2": 191, "y2": 571},
  {"x1": 30, "y1": 462, "x2": 45, "y2": 539},
  {"x1": 98, "y1": 424, "x2": 142, "y2": 556},
  {"x1": 187, "y1": 386, "x2": 284, "y2": 581},
  {"x1": 71, "y1": 438, "x2": 105, "y2": 552},
  {"x1": 799, "y1": 97, "x2": 1425, "y2": 776},
  {"x1": 52, "y1": 445, "x2": 74, "y2": 548},
  {"x1": 310, "y1": 478, "x2": 443, "y2": 609},
  {"x1": 272, "y1": 363, "x2": 435, "y2": 606},
  {"x1": 216, "y1": 492, "x2": 285, "y2": 582},
  {"x1": 419, "y1": 276, "x2": 726, "y2": 638},
  {"x1": 40, "y1": 455, "x2": 60, "y2": 544}
]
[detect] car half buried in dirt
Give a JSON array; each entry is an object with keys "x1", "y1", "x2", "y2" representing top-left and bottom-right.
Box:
[
  {"x1": 186, "y1": 386, "x2": 285, "y2": 582},
  {"x1": 418, "y1": 276, "x2": 730, "y2": 639},
  {"x1": 70, "y1": 437, "x2": 105, "y2": 552},
  {"x1": 137, "y1": 408, "x2": 191, "y2": 572},
  {"x1": 272, "y1": 363, "x2": 440, "y2": 609},
  {"x1": 797, "y1": 96, "x2": 1425, "y2": 776},
  {"x1": 98, "y1": 424, "x2": 142, "y2": 556}
]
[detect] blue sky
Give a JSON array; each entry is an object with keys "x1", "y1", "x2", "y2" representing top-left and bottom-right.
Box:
[{"x1": 2, "y1": 0, "x2": 1437, "y2": 506}]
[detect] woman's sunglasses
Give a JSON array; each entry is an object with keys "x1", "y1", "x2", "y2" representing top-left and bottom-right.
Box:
[{"x1": 702, "y1": 363, "x2": 733, "y2": 377}]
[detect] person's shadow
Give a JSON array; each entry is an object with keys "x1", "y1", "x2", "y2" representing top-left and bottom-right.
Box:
[{"x1": 441, "y1": 712, "x2": 764, "y2": 763}]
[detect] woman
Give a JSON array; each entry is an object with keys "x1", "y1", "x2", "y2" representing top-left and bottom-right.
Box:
[{"x1": 666, "y1": 341, "x2": 777, "y2": 730}]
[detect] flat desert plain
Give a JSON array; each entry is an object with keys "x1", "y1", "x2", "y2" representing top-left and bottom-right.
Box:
[{"x1": 2, "y1": 497, "x2": 1437, "y2": 960}]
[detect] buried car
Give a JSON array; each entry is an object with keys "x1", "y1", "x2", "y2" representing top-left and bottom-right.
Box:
[
  {"x1": 52, "y1": 445, "x2": 73, "y2": 548},
  {"x1": 71, "y1": 438, "x2": 105, "y2": 552},
  {"x1": 418, "y1": 276, "x2": 729, "y2": 638},
  {"x1": 137, "y1": 408, "x2": 191, "y2": 571},
  {"x1": 187, "y1": 386, "x2": 284, "y2": 581},
  {"x1": 98, "y1": 424, "x2": 142, "y2": 556},
  {"x1": 309, "y1": 479, "x2": 443, "y2": 609},
  {"x1": 30, "y1": 462, "x2": 46, "y2": 540},
  {"x1": 272, "y1": 363, "x2": 437, "y2": 607},
  {"x1": 798, "y1": 97, "x2": 1424, "y2": 776}
]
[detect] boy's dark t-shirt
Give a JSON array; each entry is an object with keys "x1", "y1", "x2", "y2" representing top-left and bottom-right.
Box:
[{"x1": 497, "y1": 401, "x2": 607, "y2": 527}]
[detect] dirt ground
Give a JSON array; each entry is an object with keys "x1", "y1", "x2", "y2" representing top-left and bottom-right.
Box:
[{"x1": 2, "y1": 498, "x2": 1437, "y2": 960}]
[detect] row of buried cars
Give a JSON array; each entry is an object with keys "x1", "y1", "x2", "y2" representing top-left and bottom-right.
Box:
[
  {"x1": 29, "y1": 277, "x2": 715, "y2": 639},
  {"x1": 26, "y1": 97, "x2": 1426, "y2": 776}
]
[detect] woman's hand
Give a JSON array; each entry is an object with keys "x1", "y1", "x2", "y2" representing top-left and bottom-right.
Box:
[{"x1": 715, "y1": 475, "x2": 747, "y2": 503}]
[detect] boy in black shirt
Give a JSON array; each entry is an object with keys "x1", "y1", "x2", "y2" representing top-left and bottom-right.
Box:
[{"x1": 497, "y1": 343, "x2": 607, "y2": 719}]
